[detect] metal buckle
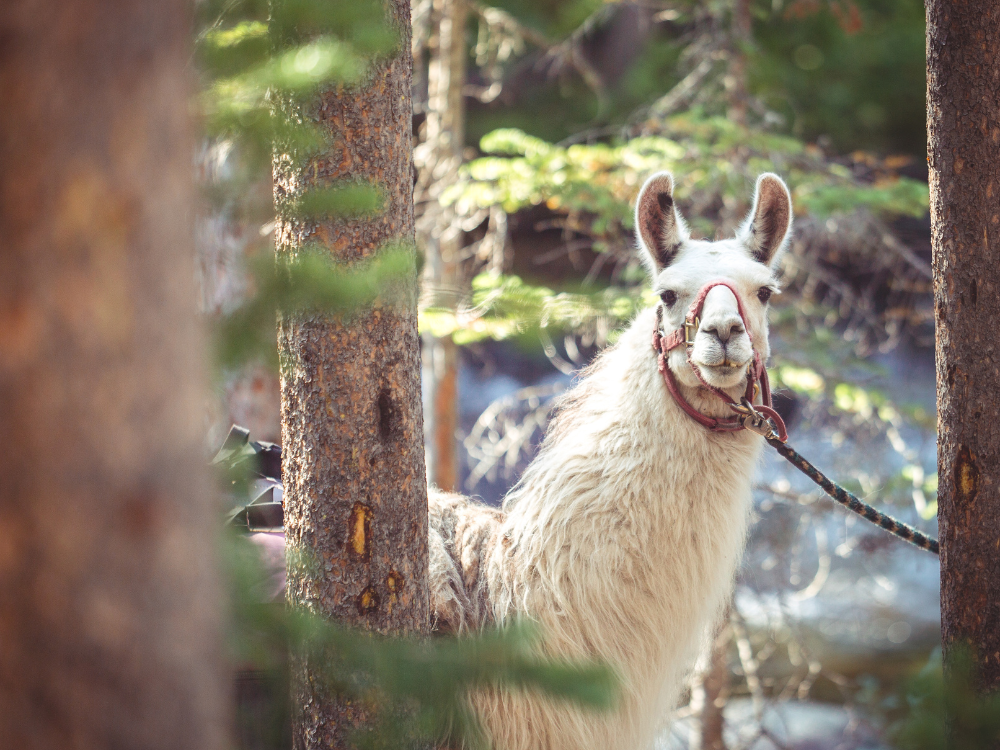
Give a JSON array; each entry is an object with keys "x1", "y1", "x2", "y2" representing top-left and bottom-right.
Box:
[
  {"x1": 731, "y1": 398, "x2": 778, "y2": 441},
  {"x1": 683, "y1": 316, "x2": 700, "y2": 347}
]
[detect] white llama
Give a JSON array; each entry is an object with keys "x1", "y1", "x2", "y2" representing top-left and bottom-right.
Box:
[{"x1": 428, "y1": 171, "x2": 793, "y2": 750}]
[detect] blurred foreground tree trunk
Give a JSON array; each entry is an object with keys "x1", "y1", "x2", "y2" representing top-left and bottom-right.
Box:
[
  {"x1": 927, "y1": 0, "x2": 1000, "y2": 698},
  {"x1": 275, "y1": 0, "x2": 429, "y2": 747},
  {"x1": 0, "y1": 2, "x2": 227, "y2": 748},
  {"x1": 417, "y1": 0, "x2": 468, "y2": 492}
]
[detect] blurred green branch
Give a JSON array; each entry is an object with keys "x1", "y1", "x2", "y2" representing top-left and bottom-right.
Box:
[
  {"x1": 420, "y1": 272, "x2": 653, "y2": 345},
  {"x1": 447, "y1": 115, "x2": 928, "y2": 246},
  {"x1": 226, "y1": 531, "x2": 617, "y2": 750},
  {"x1": 889, "y1": 647, "x2": 1000, "y2": 749},
  {"x1": 215, "y1": 246, "x2": 416, "y2": 370}
]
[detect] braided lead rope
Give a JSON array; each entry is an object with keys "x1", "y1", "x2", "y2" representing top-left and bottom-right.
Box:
[{"x1": 764, "y1": 436, "x2": 940, "y2": 555}]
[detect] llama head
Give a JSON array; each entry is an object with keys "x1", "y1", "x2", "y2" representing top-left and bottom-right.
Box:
[{"x1": 635, "y1": 171, "x2": 792, "y2": 391}]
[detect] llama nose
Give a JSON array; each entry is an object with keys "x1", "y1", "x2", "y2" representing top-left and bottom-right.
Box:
[{"x1": 703, "y1": 317, "x2": 744, "y2": 343}]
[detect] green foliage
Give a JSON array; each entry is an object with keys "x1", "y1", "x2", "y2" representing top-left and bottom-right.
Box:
[
  {"x1": 195, "y1": 0, "x2": 396, "y2": 172},
  {"x1": 226, "y1": 529, "x2": 617, "y2": 749},
  {"x1": 421, "y1": 272, "x2": 652, "y2": 345},
  {"x1": 450, "y1": 115, "x2": 928, "y2": 247},
  {"x1": 198, "y1": 21, "x2": 272, "y2": 78},
  {"x1": 888, "y1": 648, "x2": 1000, "y2": 749},
  {"x1": 215, "y1": 246, "x2": 416, "y2": 370},
  {"x1": 286, "y1": 183, "x2": 385, "y2": 220},
  {"x1": 774, "y1": 364, "x2": 827, "y2": 397},
  {"x1": 467, "y1": 0, "x2": 927, "y2": 156},
  {"x1": 795, "y1": 175, "x2": 928, "y2": 219},
  {"x1": 754, "y1": 0, "x2": 927, "y2": 156},
  {"x1": 487, "y1": 0, "x2": 604, "y2": 39},
  {"x1": 196, "y1": 0, "x2": 410, "y2": 374}
]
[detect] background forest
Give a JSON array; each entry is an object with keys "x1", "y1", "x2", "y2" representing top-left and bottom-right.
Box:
[{"x1": 197, "y1": 0, "x2": 945, "y2": 747}]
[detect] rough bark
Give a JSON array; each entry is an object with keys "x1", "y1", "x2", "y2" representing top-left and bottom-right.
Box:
[
  {"x1": 0, "y1": 2, "x2": 226, "y2": 748},
  {"x1": 418, "y1": 0, "x2": 468, "y2": 492},
  {"x1": 274, "y1": 1, "x2": 429, "y2": 747},
  {"x1": 926, "y1": 0, "x2": 1000, "y2": 693}
]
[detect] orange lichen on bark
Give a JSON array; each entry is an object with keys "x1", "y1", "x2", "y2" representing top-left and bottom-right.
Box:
[
  {"x1": 954, "y1": 445, "x2": 980, "y2": 505},
  {"x1": 385, "y1": 570, "x2": 402, "y2": 594},
  {"x1": 357, "y1": 585, "x2": 380, "y2": 614},
  {"x1": 348, "y1": 502, "x2": 373, "y2": 561}
]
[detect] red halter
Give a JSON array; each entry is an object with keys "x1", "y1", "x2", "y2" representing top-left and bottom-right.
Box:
[{"x1": 651, "y1": 279, "x2": 788, "y2": 441}]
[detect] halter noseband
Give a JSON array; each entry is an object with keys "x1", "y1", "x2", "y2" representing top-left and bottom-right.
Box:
[{"x1": 651, "y1": 279, "x2": 788, "y2": 442}]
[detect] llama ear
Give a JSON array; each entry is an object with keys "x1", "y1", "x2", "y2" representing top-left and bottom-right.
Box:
[
  {"x1": 739, "y1": 173, "x2": 792, "y2": 267},
  {"x1": 635, "y1": 171, "x2": 688, "y2": 274}
]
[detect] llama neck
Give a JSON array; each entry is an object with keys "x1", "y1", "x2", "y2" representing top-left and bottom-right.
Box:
[
  {"x1": 503, "y1": 307, "x2": 762, "y2": 524},
  {"x1": 492, "y1": 306, "x2": 762, "y2": 671}
]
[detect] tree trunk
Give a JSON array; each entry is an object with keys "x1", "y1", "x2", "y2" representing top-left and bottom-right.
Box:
[
  {"x1": 691, "y1": 619, "x2": 730, "y2": 750},
  {"x1": 927, "y1": 0, "x2": 1000, "y2": 695},
  {"x1": 418, "y1": 0, "x2": 468, "y2": 492},
  {"x1": 274, "y1": 1, "x2": 429, "y2": 747},
  {"x1": 699, "y1": 632, "x2": 730, "y2": 750},
  {"x1": 0, "y1": 2, "x2": 226, "y2": 748},
  {"x1": 727, "y1": 0, "x2": 751, "y2": 126},
  {"x1": 424, "y1": 335, "x2": 460, "y2": 490}
]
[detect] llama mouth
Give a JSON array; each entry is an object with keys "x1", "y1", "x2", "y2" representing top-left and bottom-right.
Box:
[
  {"x1": 697, "y1": 359, "x2": 751, "y2": 374},
  {"x1": 693, "y1": 359, "x2": 752, "y2": 386}
]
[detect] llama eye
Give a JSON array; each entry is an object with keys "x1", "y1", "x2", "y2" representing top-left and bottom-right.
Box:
[
  {"x1": 757, "y1": 287, "x2": 773, "y2": 304},
  {"x1": 660, "y1": 290, "x2": 678, "y2": 307}
]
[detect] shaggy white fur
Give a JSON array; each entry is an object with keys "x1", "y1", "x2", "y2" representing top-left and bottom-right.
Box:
[{"x1": 428, "y1": 172, "x2": 793, "y2": 750}]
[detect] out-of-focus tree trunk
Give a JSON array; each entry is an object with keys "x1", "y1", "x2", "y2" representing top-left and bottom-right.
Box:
[
  {"x1": 927, "y1": 0, "x2": 1000, "y2": 698},
  {"x1": 0, "y1": 2, "x2": 226, "y2": 748},
  {"x1": 699, "y1": 633, "x2": 730, "y2": 750},
  {"x1": 727, "y1": 0, "x2": 750, "y2": 126},
  {"x1": 274, "y1": 0, "x2": 429, "y2": 747},
  {"x1": 691, "y1": 621, "x2": 730, "y2": 750},
  {"x1": 424, "y1": 335, "x2": 460, "y2": 489},
  {"x1": 417, "y1": 0, "x2": 467, "y2": 492}
]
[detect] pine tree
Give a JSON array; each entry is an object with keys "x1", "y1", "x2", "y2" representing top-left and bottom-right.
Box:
[
  {"x1": 927, "y1": 0, "x2": 1000, "y2": 699},
  {"x1": 271, "y1": 0, "x2": 429, "y2": 746}
]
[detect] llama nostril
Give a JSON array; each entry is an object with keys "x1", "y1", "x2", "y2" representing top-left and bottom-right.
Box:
[{"x1": 704, "y1": 321, "x2": 743, "y2": 343}]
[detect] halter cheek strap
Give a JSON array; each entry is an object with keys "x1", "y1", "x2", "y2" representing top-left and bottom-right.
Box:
[{"x1": 652, "y1": 279, "x2": 788, "y2": 442}]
